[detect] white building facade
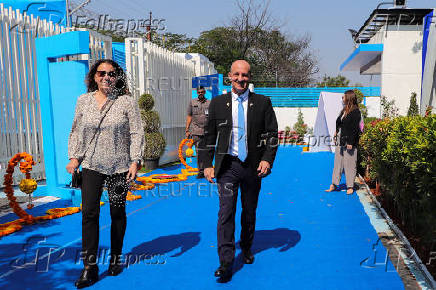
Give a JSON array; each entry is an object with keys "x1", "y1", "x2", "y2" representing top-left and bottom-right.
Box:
[{"x1": 341, "y1": 7, "x2": 433, "y2": 115}]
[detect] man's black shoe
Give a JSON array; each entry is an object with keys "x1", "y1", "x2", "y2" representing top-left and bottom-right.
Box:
[
  {"x1": 75, "y1": 266, "x2": 99, "y2": 288},
  {"x1": 196, "y1": 172, "x2": 205, "y2": 179},
  {"x1": 242, "y1": 249, "x2": 255, "y2": 264},
  {"x1": 214, "y1": 263, "x2": 232, "y2": 280},
  {"x1": 108, "y1": 264, "x2": 123, "y2": 276}
]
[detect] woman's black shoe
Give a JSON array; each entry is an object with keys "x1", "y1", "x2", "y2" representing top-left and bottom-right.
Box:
[
  {"x1": 75, "y1": 266, "x2": 99, "y2": 288},
  {"x1": 108, "y1": 264, "x2": 123, "y2": 276}
]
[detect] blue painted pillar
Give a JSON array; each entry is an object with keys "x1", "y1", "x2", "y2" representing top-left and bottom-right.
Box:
[
  {"x1": 212, "y1": 74, "x2": 223, "y2": 98},
  {"x1": 191, "y1": 73, "x2": 223, "y2": 99},
  {"x1": 35, "y1": 31, "x2": 90, "y2": 201}
]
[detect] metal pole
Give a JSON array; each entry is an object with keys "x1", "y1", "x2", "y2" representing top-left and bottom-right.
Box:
[
  {"x1": 70, "y1": 0, "x2": 92, "y2": 16},
  {"x1": 275, "y1": 68, "x2": 278, "y2": 88},
  {"x1": 65, "y1": 0, "x2": 70, "y2": 27}
]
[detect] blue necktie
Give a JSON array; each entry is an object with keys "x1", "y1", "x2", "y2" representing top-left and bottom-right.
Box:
[{"x1": 237, "y1": 96, "x2": 247, "y2": 161}]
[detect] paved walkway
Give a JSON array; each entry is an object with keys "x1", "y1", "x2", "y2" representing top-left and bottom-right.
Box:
[{"x1": 0, "y1": 147, "x2": 404, "y2": 289}]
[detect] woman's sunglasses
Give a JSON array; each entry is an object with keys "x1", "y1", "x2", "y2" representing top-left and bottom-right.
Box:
[{"x1": 96, "y1": 70, "x2": 117, "y2": 78}]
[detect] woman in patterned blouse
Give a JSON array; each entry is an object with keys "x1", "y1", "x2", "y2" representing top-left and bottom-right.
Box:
[{"x1": 66, "y1": 59, "x2": 144, "y2": 288}]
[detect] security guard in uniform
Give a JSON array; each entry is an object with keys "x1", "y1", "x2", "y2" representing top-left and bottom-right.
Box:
[{"x1": 185, "y1": 86, "x2": 210, "y2": 178}]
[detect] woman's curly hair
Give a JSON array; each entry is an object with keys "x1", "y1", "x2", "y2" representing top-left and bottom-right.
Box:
[{"x1": 86, "y1": 59, "x2": 130, "y2": 96}]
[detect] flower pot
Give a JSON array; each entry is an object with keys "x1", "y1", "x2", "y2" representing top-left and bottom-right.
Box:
[{"x1": 143, "y1": 158, "x2": 159, "y2": 171}]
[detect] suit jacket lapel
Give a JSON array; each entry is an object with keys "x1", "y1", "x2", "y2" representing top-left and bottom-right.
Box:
[
  {"x1": 224, "y1": 92, "x2": 232, "y2": 128},
  {"x1": 247, "y1": 92, "x2": 255, "y2": 140}
]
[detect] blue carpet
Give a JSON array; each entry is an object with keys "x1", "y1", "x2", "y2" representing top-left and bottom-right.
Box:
[{"x1": 0, "y1": 146, "x2": 404, "y2": 289}]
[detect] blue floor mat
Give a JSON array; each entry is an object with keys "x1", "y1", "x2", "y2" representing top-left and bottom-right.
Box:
[{"x1": 0, "y1": 147, "x2": 404, "y2": 289}]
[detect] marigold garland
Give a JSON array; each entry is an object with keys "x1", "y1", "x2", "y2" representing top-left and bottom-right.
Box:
[
  {"x1": 126, "y1": 191, "x2": 142, "y2": 201},
  {"x1": 178, "y1": 138, "x2": 199, "y2": 173},
  {"x1": 3, "y1": 140, "x2": 202, "y2": 237},
  {"x1": 1, "y1": 152, "x2": 81, "y2": 237}
]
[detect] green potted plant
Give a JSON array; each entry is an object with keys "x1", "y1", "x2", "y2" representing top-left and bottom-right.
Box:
[{"x1": 138, "y1": 93, "x2": 166, "y2": 170}]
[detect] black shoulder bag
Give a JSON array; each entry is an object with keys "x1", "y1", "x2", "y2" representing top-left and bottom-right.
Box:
[{"x1": 71, "y1": 100, "x2": 115, "y2": 188}]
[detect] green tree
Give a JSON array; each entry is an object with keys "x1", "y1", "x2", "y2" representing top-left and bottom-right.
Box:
[
  {"x1": 152, "y1": 32, "x2": 196, "y2": 52},
  {"x1": 354, "y1": 89, "x2": 368, "y2": 119},
  {"x1": 192, "y1": 27, "x2": 241, "y2": 74},
  {"x1": 194, "y1": 27, "x2": 318, "y2": 87},
  {"x1": 293, "y1": 109, "x2": 307, "y2": 142},
  {"x1": 317, "y1": 75, "x2": 350, "y2": 87},
  {"x1": 192, "y1": 0, "x2": 318, "y2": 87},
  {"x1": 407, "y1": 92, "x2": 419, "y2": 116},
  {"x1": 381, "y1": 96, "x2": 399, "y2": 119}
]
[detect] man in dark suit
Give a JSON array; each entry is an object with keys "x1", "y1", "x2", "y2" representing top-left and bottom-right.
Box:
[{"x1": 201, "y1": 60, "x2": 278, "y2": 281}]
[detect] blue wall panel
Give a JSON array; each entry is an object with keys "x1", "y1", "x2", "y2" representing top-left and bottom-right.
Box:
[
  {"x1": 112, "y1": 42, "x2": 126, "y2": 71},
  {"x1": 48, "y1": 61, "x2": 88, "y2": 185}
]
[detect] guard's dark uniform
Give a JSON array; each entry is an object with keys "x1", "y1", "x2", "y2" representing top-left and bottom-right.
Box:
[{"x1": 187, "y1": 97, "x2": 210, "y2": 172}]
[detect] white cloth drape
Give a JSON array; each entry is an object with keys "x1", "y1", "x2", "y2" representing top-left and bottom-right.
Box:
[{"x1": 311, "y1": 92, "x2": 343, "y2": 152}]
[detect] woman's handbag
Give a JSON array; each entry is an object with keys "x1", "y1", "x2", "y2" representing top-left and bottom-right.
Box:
[
  {"x1": 71, "y1": 168, "x2": 82, "y2": 188},
  {"x1": 70, "y1": 100, "x2": 115, "y2": 188}
]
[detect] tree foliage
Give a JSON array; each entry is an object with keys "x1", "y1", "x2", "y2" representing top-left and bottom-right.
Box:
[
  {"x1": 192, "y1": 0, "x2": 318, "y2": 87},
  {"x1": 381, "y1": 96, "x2": 399, "y2": 119},
  {"x1": 152, "y1": 32, "x2": 196, "y2": 52},
  {"x1": 317, "y1": 75, "x2": 350, "y2": 87},
  {"x1": 293, "y1": 109, "x2": 308, "y2": 142},
  {"x1": 359, "y1": 115, "x2": 436, "y2": 244},
  {"x1": 354, "y1": 89, "x2": 368, "y2": 119}
]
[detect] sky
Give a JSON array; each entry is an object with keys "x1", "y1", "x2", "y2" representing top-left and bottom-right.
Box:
[{"x1": 75, "y1": 0, "x2": 436, "y2": 86}]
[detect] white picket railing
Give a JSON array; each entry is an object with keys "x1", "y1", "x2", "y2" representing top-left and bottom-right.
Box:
[
  {"x1": 0, "y1": 4, "x2": 112, "y2": 185},
  {"x1": 125, "y1": 38, "x2": 216, "y2": 164},
  {"x1": 72, "y1": 27, "x2": 112, "y2": 66}
]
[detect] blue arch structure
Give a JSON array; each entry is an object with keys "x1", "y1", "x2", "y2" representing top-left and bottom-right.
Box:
[{"x1": 35, "y1": 31, "x2": 90, "y2": 201}]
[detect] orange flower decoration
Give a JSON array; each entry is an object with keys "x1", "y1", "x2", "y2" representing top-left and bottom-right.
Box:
[
  {"x1": 178, "y1": 139, "x2": 199, "y2": 173},
  {"x1": 1, "y1": 152, "x2": 80, "y2": 237}
]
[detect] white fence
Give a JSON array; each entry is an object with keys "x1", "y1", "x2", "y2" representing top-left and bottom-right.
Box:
[
  {"x1": 175, "y1": 52, "x2": 217, "y2": 77},
  {"x1": 125, "y1": 38, "x2": 216, "y2": 164},
  {"x1": 0, "y1": 4, "x2": 112, "y2": 185}
]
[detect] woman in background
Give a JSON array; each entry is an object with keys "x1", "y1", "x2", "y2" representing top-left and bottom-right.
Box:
[
  {"x1": 325, "y1": 90, "x2": 361, "y2": 195},
  {"x1": 66, "y1": 59, "x2": 144, "y2": 288}
]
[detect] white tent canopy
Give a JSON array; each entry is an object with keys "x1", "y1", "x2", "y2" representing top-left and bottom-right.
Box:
[{"x1": 310, "y1": 92, "x2": 343, "y2": 152}]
